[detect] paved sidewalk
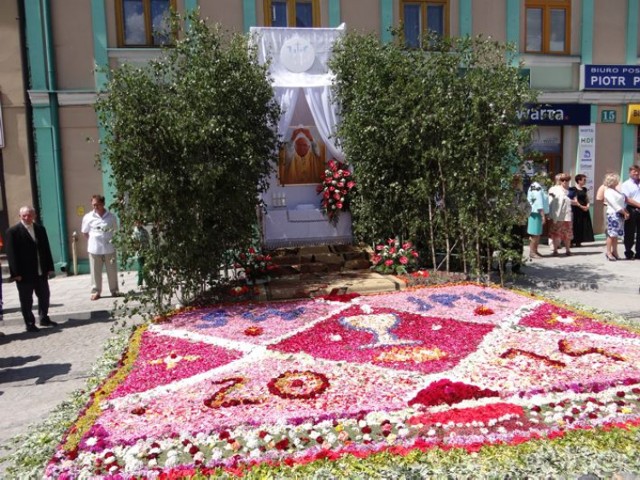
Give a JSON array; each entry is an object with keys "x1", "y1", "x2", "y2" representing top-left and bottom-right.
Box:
[{"x1": 0, "y1": 240, "x2": 638, "y2": 469}]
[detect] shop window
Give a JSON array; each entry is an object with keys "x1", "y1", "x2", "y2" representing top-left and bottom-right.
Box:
[
  {"x1": 525, "y1": 0, "x2": 570, "y2": 54},
  {"x1": 116, "y1": 0, "x2": 175, "y2": 47},
  {"x1": 264, "y1": 0, "x2": 320, "y2": 28},
  {"x1": 401, "y1": 1, "x2": 448, "y2": 48}
]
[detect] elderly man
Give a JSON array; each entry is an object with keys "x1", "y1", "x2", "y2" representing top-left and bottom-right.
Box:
[
  {"x1": 280, "y1": 126, "x2": 324, "y2": 184},
  {"x1": 5, "y1": 206, "x2": 57, "y2": 332},
  {"x1": 621, "y1": 164, "x2": 640, "y2": 260},
  {"x1": 81, "y1": 194, "x2": 119, "y2": 300}
]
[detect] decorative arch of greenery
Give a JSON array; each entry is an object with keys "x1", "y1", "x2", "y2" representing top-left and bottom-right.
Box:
[
  {"x1": 95, "y1": 11, "x2": 280, "y2": 315},
  {"x1": 330, "y1": 32, "x2": 539, "y2": 278}
]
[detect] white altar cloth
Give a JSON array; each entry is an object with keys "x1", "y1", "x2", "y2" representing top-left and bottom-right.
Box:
[{"x1": 262, "y1": 208, "x2": 352, "y2": 248}]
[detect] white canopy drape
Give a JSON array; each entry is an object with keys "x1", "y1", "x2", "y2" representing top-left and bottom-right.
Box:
[{"x1": 251, "y1": 25, "x2": 345, "y2": 160}]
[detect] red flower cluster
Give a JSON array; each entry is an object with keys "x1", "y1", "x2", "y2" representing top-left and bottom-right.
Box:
[
  {"x1": 473, "y1": 305, "x2": 495, "y2": 316},
  {"x1": 244, "y1": 326, "x2": 264, "y2": 336},
  {"x1": 408, "y1": 379, "x2": 499, "y2": 407},
  {"x1": 316, "y1": 159, "x2": 356, "y2": 223},
  {"x1": 267, "y1": 370, "x2": 330, "y2": 400}
]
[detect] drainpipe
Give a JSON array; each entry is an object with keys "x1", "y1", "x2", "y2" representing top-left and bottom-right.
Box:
[{"x1": 17, "y1": 0, "x2": 39, "y2": 213}]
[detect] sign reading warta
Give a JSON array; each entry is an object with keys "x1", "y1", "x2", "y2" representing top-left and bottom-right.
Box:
[
  {"x1": 518, "y1": 103, "x2": 591, "y2": 126},
  {"x1": 582, "y1": 64, "x2": 640, "y2": 90}
]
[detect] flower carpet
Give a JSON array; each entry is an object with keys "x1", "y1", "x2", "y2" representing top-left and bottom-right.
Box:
[{"x1": 45, "y1": 284, "x2": 640, "y2": 478}]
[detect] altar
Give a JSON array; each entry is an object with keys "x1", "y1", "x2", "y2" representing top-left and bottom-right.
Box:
[{"x1": 251, "y1": 24, "x2": 353, "y2": 248}]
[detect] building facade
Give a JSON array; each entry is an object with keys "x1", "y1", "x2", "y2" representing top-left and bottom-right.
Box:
[{"x1": 1, "y1": 0, "x2": 639, "y2": 270}]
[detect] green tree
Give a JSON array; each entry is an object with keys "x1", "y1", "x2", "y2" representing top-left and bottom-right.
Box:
[
  {"x1": 95, "y1": 12, "x2": 280, "y2": 314},
  {"x1": 330, "y1": 33, "x2": 537, "y2": 277}
]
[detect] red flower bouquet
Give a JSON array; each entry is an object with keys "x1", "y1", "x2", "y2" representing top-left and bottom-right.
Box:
[
  {"x1": 370, "y1": 238, "x2": 419, "y2": 275},
  {"x1": 234, "y1": 247, "x2": 277, "y2": 282},
  {"x1": 316, "y1": 159, "x2": 356, "y2": 224}
]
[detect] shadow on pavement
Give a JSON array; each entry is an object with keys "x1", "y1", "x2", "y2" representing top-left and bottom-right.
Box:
[
  {"x1": 0, "y1": 311, "x2": 113, "y2": 345},
  {"x1": 0, "y1": 355, "x2": 40, "y2": 369},
  {"x1": 0, "y1": 363, "x2": 72, "y2": 385},
  {"x1": 503, "y1": 261, "x2": 614, "y2": 291}
]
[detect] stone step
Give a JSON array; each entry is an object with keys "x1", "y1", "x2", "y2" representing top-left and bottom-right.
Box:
[{"x1": 266, "y1": 244, "x2": 371, "y2": 277}]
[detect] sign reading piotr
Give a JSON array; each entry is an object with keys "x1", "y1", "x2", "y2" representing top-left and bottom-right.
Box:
[{"x1": 582, "y1": 65, "x2": 640, "y2": 90}]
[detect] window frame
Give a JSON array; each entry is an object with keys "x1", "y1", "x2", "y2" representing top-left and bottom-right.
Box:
[
  {"x1": 400, "y1": 0, "x2": 450, "y2": 48},
  {"x1": 115, "y1": 0, "x2": 176, "y2": 48},
  {"x1": 524, "y1": 0, "x2": 571, "y2": 55},
  {"x1": 264, "y1": 0, "x2": 321, "y2": 28}
]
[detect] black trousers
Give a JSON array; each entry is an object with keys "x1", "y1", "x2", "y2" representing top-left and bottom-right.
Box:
[
  {"x1": 623, "y1": 208, "x2": 640, "y2": 259},
  {"x1": 16, "y1": 275, "x2": 50, "y2": 327}
]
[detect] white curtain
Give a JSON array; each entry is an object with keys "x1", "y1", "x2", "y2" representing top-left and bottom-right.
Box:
[
  {"x1": 303, "y1": 85, "x2": 344, "y2": 161},
  {"x1": 274, "y1": 87, "x2": 299, "y2": 136}
]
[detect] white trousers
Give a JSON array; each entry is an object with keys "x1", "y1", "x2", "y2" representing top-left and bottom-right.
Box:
[{"x1": 89, "y1": 252, "x2": 119, "y2": 295}]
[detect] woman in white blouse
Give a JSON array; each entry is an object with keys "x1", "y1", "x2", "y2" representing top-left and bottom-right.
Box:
[
  {"x1": 548, "y1": 173, "x2": 577, "y2": 256},
  {"x1": 603, "y1": 173, "x2": 630, "y2": 261}
]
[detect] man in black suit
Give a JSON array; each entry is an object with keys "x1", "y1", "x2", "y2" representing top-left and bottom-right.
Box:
[{"x1": 5, "y1": 206, "x2": 58, "y2": 332}]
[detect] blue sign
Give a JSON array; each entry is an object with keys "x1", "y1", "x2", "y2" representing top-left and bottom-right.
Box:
[
  {"x1": 518, "y1": 103, "x2": 591, "y2": 126},
  {"x1": 583, "y1": 65, "x2": 640, "y2": 90}
]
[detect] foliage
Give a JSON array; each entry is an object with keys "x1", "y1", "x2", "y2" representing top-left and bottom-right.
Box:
[
  {"x1": 94, "y1": 10, "x2": 280, "y2": 315},
  {"x1": 316, "y1": 158, "x2": 356, "y2": 224},
  {"x1": 330, "y1": 32, "x2": 538, "y2": 278},
  {"x1": 370, "y1": 238, "x2": 419, "y2": 275}
]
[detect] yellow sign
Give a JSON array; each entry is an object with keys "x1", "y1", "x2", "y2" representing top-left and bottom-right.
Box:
[
  {"x1": 77, "y1": 206, "x2": 85, "y2": 217},
  {"x1": 627, "y1": 104, "x2": 640, "y2": 124}
]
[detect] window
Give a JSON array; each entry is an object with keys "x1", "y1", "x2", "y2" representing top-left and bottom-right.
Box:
[
  {"x1": 525, "y1": 0, "x2": 570, "y2": 54},
  {"x1": 116, "y1": 0, "x2": 175, "y2": 47},
  {"x1": 264, "y1": 0, "x2": 320, "y2": 28},
  {"x1": 401, "y1": 1, "x2": 448, "y2": 48}
]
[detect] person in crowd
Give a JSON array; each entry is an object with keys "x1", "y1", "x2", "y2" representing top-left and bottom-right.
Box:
[
  {"x1": 603, "y1": 173, "x2": 629, "y2": 261},
  {"x1": 548, "y1": 173, "x2": 576, "y2": 256},
  {"x1": 620, "y1": 164, "x2": 640, "y2": 259},
  {"x1": 568, "y1": 174, "x2": 595, "y2": 247},
  {"x1": 5, "y1": 206, "x2": 57, "y2": 332},
  {"x1": 526, "y1": 177, "x2": 549, "y2": 258},
  {"x1": 81, "y1": 195, "x2": 119, "y2": 300},
  {"x1": 133, "y1": 221, "x2": 150, "y2": 288}
]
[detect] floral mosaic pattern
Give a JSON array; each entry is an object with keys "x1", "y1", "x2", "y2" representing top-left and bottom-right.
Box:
[{"x1": 45, "y1": 286, "x2": 640, "y2": 479}]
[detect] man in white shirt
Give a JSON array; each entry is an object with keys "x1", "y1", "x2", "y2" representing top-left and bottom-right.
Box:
[
  {"x1": 81, "y1": 195, "x2": 119, "y2": 300},
  {"x1": 620, "y1": 164, "x2": 640, "y2": 260}
]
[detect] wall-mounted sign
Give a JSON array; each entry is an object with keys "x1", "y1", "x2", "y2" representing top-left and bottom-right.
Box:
[
  {"x1": 627, "y1": 104, "x2": 640, "y2": 124},
  {"x1": 601, "y1": 109, "x2": 617, "y2": 123},
  {"x1": 582, "y1": 65, "x2": 640, "y2": 91},
  {"x1": 518, "y1": 103, "x2": 591, "y2": 126},
  {"x1": 577, "y1": 124, "x2": 596, "y2": 196}
]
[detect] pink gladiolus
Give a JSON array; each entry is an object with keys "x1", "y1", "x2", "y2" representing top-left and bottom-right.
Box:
[
  {"x1": 336, "y1": 203, "x2": 343, "y2": 209},
  {"x1": 399, "y1": 256, "x2": 408, "y2": 264},
  {"x1": 387, "y1": 238, "x2": 395, "y2": 245},
  {"x1": 402, "y1": 242, "x2": 412, "y2": 249},
  {"x1": 385, "y1": 259, "x2": 394, "y2": 266},
  {"x1": 347, "y1": 181, "x2": 356, "y2": 189}
]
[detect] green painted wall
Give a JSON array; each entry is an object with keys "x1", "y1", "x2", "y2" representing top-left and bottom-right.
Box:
[
  {"x1": 91, "y1": 0, "x2": 116, "y2": 214},
  {"x1": 380, "y1": 0, "x2": 393, "y2": 43},
  {"x1": 506, "y1": 0, "x2": 520, "y2": 65},
  {"x1": 243, "y1": 0, "x2": 257, "y2": 32},
  {"x1": 581, "y1": 0, "x2": 594, "y2": 64},
  {"x1": 24, "y1": 0, "x2": 69, "y2": 272},
  {"x1": 329, "y1": 0, "x2": 341, "y2": 27},
  {"x1": 459, "y1": 0, "x2": 472, "y2": 37}
]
